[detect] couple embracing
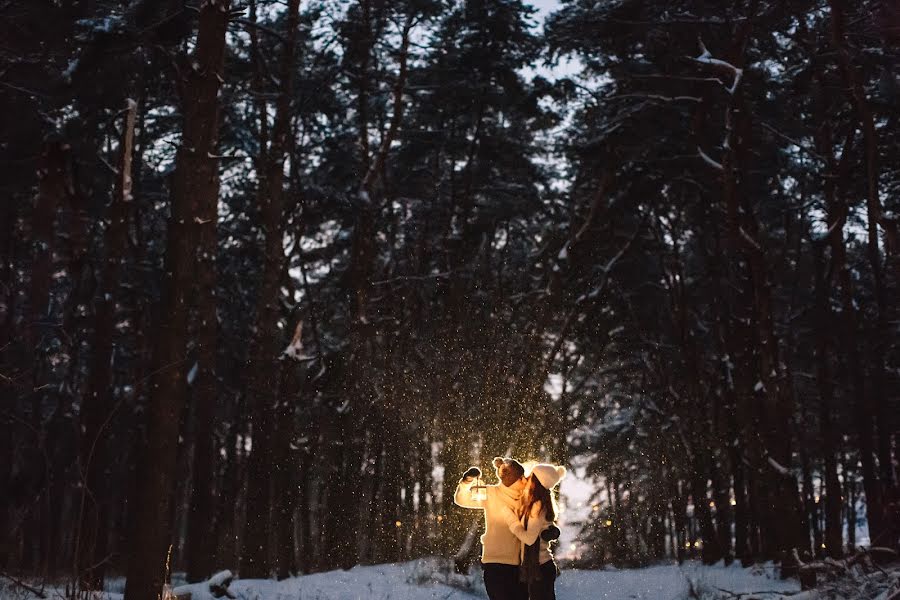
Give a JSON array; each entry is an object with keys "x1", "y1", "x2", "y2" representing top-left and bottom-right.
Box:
[{"x1": 454, "y1": 457, "x2": 567, "y2": 600}]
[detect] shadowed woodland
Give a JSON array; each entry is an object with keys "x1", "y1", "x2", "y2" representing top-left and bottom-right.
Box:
[{"x1": 1, "y1": 1, "x2": 899, "y2": 599}]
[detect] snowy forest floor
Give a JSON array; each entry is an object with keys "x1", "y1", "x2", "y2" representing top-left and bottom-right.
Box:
[{"x1": 0, "y1": 558, "x2": 806, "y2": 600}]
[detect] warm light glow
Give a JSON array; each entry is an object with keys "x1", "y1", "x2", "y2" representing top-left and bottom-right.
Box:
[
  {"x1": 708, "y1": 501, "x2": 715, "y2": 508},
  {"x1": 591, "y1": 504, "x2": 600, "y2": 512},
  {"x1": 693, "y1": 541, "x2": 702, "y2": 548},
  {"x1": 821, "y1": 543, "x2": 826, "y2": 549},
  {"x1": 395, "y1": 520, "x2": 402, "y2": 528},
  {"x1": 730, "y1": 498, "x2": 737, "y2": 506},
  {"x1": 605, "y1": 519, "x2": 613, "y2": 527},
  {"x1": 684, "y1": 542, "x2": 690, "y2": 549},
  {"x1": 471, "y1": 485, "x2": 488, "y2": 502},
  {"x1": 436, "y1": 515, "x2": 443, "y2": 522},
  {"x1": 814, "y1": 495, "x2": 820, "y2": 504}
]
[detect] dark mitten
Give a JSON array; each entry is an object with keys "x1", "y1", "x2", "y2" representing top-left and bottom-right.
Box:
[
  {"x1": 461, "y1": 466, "x2": 481, "y2": 481},
  {"x1": 541, "y1": 524, "x2": 561, "y2": 542}
]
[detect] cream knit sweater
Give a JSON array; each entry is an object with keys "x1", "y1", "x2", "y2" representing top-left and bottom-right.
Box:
[
  {"x1": 501, "y1": 501, "x2": 553, "y2": 565},
  {"x1": 453, "y1": 478, "x2": 522, "y2": 565}
]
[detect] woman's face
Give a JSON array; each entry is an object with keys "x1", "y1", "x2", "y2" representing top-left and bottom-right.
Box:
[{"x1": 524, "y1": 475, "x2": 537, "y2": 497}]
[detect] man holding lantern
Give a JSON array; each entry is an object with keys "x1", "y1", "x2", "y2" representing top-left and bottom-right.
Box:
[{"x1": 454, "y1": 457, "x2": 561, "y2": 600}]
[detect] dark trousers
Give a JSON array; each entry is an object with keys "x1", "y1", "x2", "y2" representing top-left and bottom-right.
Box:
[
  {"x1": 526, "y1": 561, "x2": 558, "y2": 600},
  {"x1": 482, "y1": 563, "x2": 528, "y2": 600}
]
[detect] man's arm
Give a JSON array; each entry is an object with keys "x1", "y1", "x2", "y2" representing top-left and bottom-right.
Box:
[{"x1": 453, "y1": 467, "x2": 485, "y2": 509}]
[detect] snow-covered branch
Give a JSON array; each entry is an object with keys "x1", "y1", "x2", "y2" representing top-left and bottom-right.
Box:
[
  {"x1": 697, "y1": 146, "x2": 723, "y2": 171},
  {"x1": 605, "y1": 93, "x2": 703, "y2": 103},
  {"x1": 689, "y1": 38, "x2": 744, "y2": 95}
]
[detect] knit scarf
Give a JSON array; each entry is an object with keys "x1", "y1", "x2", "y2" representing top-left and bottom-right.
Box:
[{"x1": 518, "y1": 514, "x2": 542, "y2": 584}]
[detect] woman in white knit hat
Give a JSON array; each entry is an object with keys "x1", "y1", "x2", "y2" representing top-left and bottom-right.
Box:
[{"x1": 500, "y1": 463, "x2": 566, "y2": 600}]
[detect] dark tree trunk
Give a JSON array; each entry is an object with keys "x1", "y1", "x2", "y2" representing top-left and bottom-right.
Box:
[
  {"x1": 365, "y1": 433, "x2": 385, "y2": 564},
  {"x1": 691, "y1": 467, "x2": 720, "y2": 564},
  {"x1": 822, "y1": 118, "x2": 883, "y2": 545},
  {"x1": 843, "y1": 456, "x2": 857, "y2": 551},
  {"x1": 24, "y1": 140, "x2": 76, "y2": 577},
  {"x1": 719, "y1": 27, "x2": 805, "y2": 564},
  {"x1": 828, "y1": 0, "x2": 892, "y2": 542},
  {"x1": 800, "y1": 450, "x2": 818, "y2": 559},
  {"x1": 215, "y1": 399, "x2": 244, "y2": 570},
  {"x1": 274, "y1": 355, "x2": 302, "y2": 580},
  {"x1": 76, "y1": 99, "x2": 137, "y2": 591},
  {"x1": 813, "y1": 245, "x2": 843, "y2": 558},
  {"x1": 240, "y1": 0, "x2": 300, "y2": 578},
  {"x1": 670, "y1": 481, "x2": 687, "y2": 563},
  {"x1": 709, "y1": 215, "x2": 749, "y2": 563},
  {"x1": 123, "y1": 2, "x2": 229, "y2": 599},
  {"x1": 296, "y1": 447, "x2": 313, "y2": 574},
  {"x1": 710, "y1": 456, "x2": 734, "y2": 563},
  {"x1": 183, "y1": 24, "x2": 223, "y2": 577}
]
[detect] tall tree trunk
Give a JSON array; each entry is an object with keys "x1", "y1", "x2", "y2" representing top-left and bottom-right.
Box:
[
  {"x1": 812, "y1": 244, "x2": 844, "y2": 558},
  {"x1": 690, "y1": 462, "x2": 720, "y2": 564},
  {"x1": 800, "y1": 450, "x2": 819, "y2": 559},
  {"x1": 23, "y1": 139, "x2": 75, "y2": 576},
  {"x1": 241, "y1": 0, "x2": 300, "y2": 578},
  {"x1": 274, "y1": 349, "x2": 302, "y2": 580},
  {"x1": 827, "y1": 0, "x2": 892, "y2": 543},
  {"x1": 323, "y1": 2, "x2": 414, "y2": 570},
  {"x1": 710, "y1": 455, "x2": 734, "y2": 563},
  {"x1": 703, "y1": 25, "x2": 806, "y2": 563},
  {"x1": 843, "y1": 455, "x2": 857, "y2": 551},
  {"x1": 0, "y1": 203, "x2": 19, "y2": 555},
  {"x1": 123, "y1": 2, "x2": 229, "y2": 599},
  {"x1": 295, "y1": 446, "x2": 313, "y2": 574},
  {"x1": 215, "y1": 398, "x2": 243, "y2": 569},
  {"x1": 183, "y1": 9, "x2": 224, "y2": 575},
  {"x1": 75, "y1": 99, "x2": 137, "y2": 590}
]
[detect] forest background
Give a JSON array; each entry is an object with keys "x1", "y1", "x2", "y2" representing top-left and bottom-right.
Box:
[{"x1": 1, "y1": 1, "x2": 899, "y2": 600}]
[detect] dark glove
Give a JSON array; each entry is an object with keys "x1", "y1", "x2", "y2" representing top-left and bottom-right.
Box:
[
  {"x1": 460, "y1": 467, "x2": 481, "y2": 482},
  {"x1": 541, "y1": 524, "x2": 561, "y2": 542}
]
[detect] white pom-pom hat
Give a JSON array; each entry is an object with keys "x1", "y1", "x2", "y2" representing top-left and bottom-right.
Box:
[{"x1": 529, "y1": 463, "x2": 567, "y2": 489}]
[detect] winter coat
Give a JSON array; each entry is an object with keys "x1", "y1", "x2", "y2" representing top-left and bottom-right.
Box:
[
  {"x1": 501, "y1": 501, "x2": 553, "y2": 566},
  {"x1": 454, "y1": 478, "x2": 523, "y2": 566}
]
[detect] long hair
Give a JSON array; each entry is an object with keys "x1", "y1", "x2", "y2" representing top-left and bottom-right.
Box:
[{"x1": 520, "y1": 474, "x2": 557, "y2": 523}]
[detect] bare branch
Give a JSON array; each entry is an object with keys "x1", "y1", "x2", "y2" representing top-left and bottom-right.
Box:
[
  {"x1": 0, "y1": 572, "x2": 46, "y2": 598},
  {"x1": 759, "y1": 122, "x2": 825, "y2": 162},
  {"x1": 361, "y1": 13, "x2": 414, "y2": 195}
]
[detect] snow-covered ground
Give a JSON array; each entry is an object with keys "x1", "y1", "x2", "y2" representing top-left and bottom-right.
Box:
[{"x1": 1, "y1": 559, "x2": 801, "y2": 600}]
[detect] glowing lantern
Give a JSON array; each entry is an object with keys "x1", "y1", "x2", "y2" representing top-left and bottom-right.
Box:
[{"x1": 470, "y1": 475, "x2": 488, "y2": 502}]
